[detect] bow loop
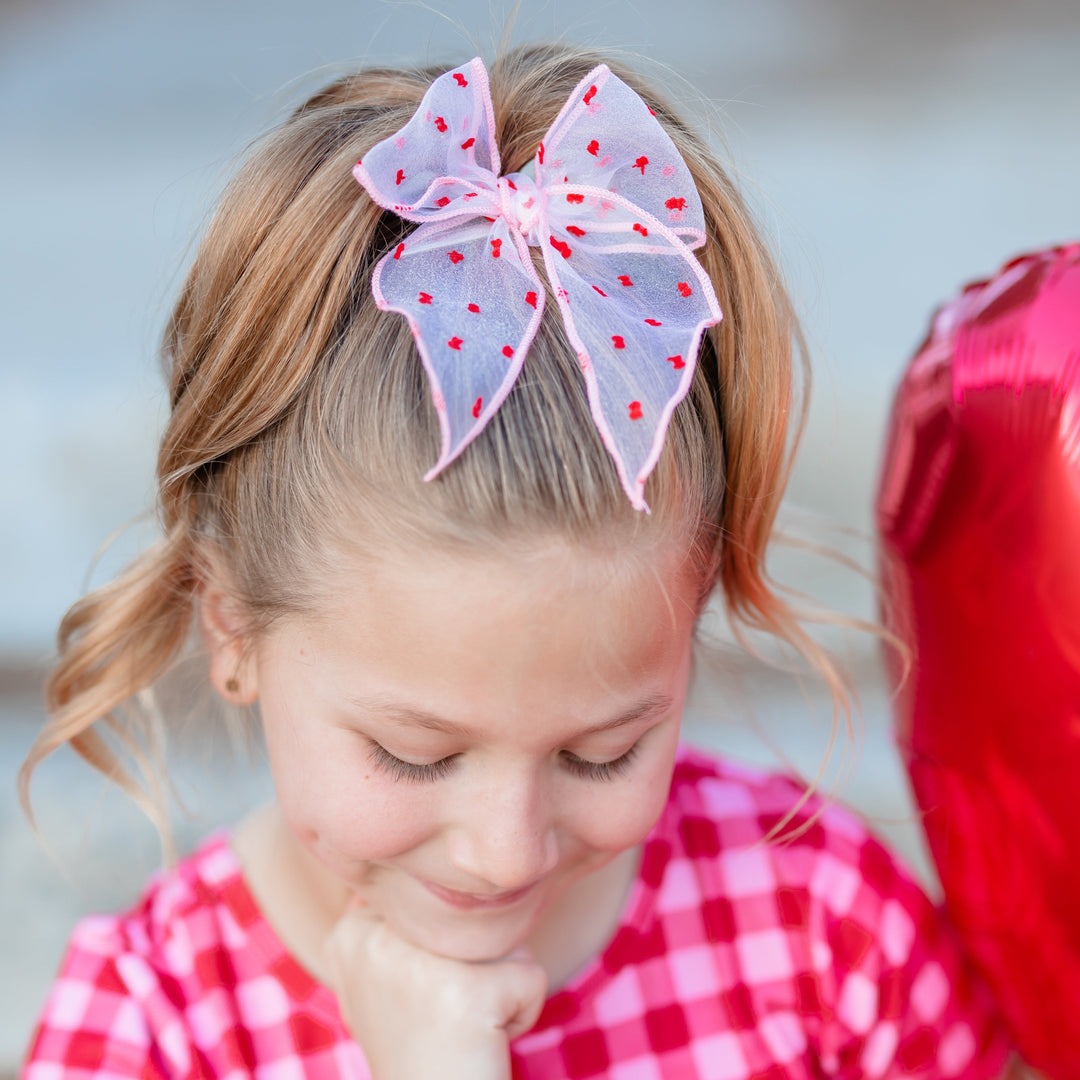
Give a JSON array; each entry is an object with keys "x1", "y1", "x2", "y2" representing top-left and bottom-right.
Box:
[
  {"x1": 538, "y1": 66, "x2": 708, "y2": 247},
  {"x1": 353, "y1": 58, "x2": 500, "y2": 221}
]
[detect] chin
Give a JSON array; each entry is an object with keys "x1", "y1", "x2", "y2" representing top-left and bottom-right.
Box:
[
  {"x1": 386, "y1": 897, "x2": 542, "y2": 963},
  {"x1": 402, "y1": 918, "x2": 533, "y2": 962}
]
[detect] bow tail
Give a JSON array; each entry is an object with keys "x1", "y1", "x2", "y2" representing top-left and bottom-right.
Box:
[
  {"x1": 374, "y1": 216, "x2": 546, "y2": 476},
  {"x1": 539, "y1": 223, "x2": 721, "y2": 511}
]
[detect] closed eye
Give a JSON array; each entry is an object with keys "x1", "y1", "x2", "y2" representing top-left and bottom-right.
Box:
[
  {"x1": 367, "y1": 741, "x2": 458, "y2": 783},
  {"x1": 367, "y1": 739, "x2": 641, "y2": 784},
  {"x1": 560, "y1": 743, "x2": 639, "y2": 782}
]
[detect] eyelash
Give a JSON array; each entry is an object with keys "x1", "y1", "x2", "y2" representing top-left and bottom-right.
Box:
[
  {"x1": 367, "y1": 741, "x2": 458, "y2": 784},
  {"x1": 560, "y1": 744, "x2": 639, "y2": 782},
  {"x1": 365, "y1": 742, "x2": 640, "y2": 784}
]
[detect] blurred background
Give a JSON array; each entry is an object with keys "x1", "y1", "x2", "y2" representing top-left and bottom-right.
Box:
[{"x1": 2, "y1": 0, "x2": 1078, "y2": 1071}]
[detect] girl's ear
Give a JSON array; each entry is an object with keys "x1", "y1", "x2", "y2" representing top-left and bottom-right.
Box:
[{"x1": 197, "y1": 575, "x2": 260, "y2": 706}]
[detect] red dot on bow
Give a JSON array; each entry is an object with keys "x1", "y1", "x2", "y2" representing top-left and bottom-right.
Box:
[
  {"x1": 418, "y1": 292, "x2": 433, "y2": 304},
  {"x1": 523, "y1": 291, "x2": 538, "y2": 309},
  {"x1": 461, "y1": 137, "x2": 475, "y2": 150},
  {"x1": 550, "y1": 236, "x2": 572, "y2": 259},
  {"x1": 667, "y1": 355, "x2": 686, "y2": 369},
  {"x1": 448, "y1": 250, "x2": 464, "y2": 264},
  {"x1": 634, "y1": 156, "x2": 648, "y2": 175},
  {"x1": 468, "y1": 303, "x2": 480, "y2": 313},
  {"x1": 633, "y1": 223, "x2": 648, "y2": 237},
  {"x1": 472, "y1": 396, "x2": 483, "y2": 418},
  {"x1": 453, "y1": 74, "x2": 468, "y2": 87},
  {"x1": 435, "y1": 196, "x2": 451, "y2": 207},
  {"x1": 502, "y1": 345, "x2": 514, "y2": 358},
  {"x1": 677, "y1": 282, "x2": 692, "y2": 297},
  {"x1": 566, "y1": 226, "x2": 586, "y2": 237},
  {"x1": 395, "y1": 169, "x2": 406, "y2": 186},
  {"x1": 645, "y1": 318, "x2": 662, "y2": 326},
  {"x1": 593, "y1": 285, "x2": 607, "y2": 297},
  {"x1": 434, "y1": 116, "x2": 447, "y2": 133},
  {"x1": 618, "y1": 275, "x2": 633, "y2": 287},
  {"x1": 491, "y1": 238, "x2": 502, "y2": 258},
  {"x1": 448, "y1": 336, "x2": 463, "y2": 350},
  {"x1": 628, "y1": 401, "x2": 643, "y2": 420},
  {"x1": 665, "y1": 197, "x2": 686, "y2": 211},
  {"x1": 583, "y1": 85, "x2": 597, "y2": 105},
  {"x1": 538, "y1": 142, "x2": 545, "y2": 164},
  {"x1": 464, "y1": 192, "x2": 478, "y2": 198},
  {"x1": 566, "y1": 193, "x2": 584, "y2": 204},
  {"x1": 587, "y1": 139, "x2": 599, "y2": 157},
  {"x1": 612, "y1": 335, "x2": 626, "y2": 349},
  {"x1": 393, "y1": 243, "x2": 405, "y2": 260}
]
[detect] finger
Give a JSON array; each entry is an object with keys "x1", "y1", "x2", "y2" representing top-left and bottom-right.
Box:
[{"x1": 497, "y1": 959, "x2": 548, "y2": 1040}]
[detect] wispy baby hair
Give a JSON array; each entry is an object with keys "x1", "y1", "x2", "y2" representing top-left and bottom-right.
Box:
[{"x1": 21, "y1": 41, "x2": 832, "y2": 839}]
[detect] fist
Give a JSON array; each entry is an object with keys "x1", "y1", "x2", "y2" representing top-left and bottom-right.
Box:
[{"x1": 326, "y1": 903, "x2": 548, "y2": 1080}]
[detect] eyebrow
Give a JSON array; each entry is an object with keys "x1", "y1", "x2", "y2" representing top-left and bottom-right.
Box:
[{"x1": 346, "y1": 692, "x2": 675, "y2": 739}]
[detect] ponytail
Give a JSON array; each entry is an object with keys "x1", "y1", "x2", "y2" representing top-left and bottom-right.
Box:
[{"x1": 20, "y1": 529, "x2": 196, "y2": 848}]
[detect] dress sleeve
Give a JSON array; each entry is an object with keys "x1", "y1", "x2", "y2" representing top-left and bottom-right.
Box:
[
  {"x1": 814, "y1": 824, "x2": 1013, "y2": 1080},
  {"x1": 22, "y1": 918, "x2": 170, "y2": 1080}
]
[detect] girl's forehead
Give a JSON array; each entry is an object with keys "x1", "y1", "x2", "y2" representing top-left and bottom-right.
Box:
[
  {"x1": 268, "y1": 536, "x2": 700, "y2": 726},
  {"x1": 316, "y1": 533, "x2": 699, "y2": 619}
]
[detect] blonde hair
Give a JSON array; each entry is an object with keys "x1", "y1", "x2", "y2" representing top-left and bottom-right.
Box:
[{"x1": 20, "y1": 42, "x2": 844, "y2": 837}]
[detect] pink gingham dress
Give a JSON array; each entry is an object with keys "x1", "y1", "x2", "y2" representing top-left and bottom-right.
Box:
[{"x1": 23, "y1": 747, "x2": 1011, "y2": 1079}]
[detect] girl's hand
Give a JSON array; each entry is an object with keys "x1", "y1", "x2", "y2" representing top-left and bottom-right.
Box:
[{"x1": 325, "y1": 902, "x2": 548, "y2": 1080}]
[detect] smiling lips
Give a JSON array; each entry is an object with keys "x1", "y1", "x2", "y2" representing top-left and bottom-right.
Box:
[{"x1": 421, "y1": 878, "x2": 538, "y2": 910}]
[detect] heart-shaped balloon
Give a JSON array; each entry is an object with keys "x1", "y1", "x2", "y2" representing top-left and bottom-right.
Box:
[{"x1": 877, "y1": 242, "x2": 1080, "y2": 1077}]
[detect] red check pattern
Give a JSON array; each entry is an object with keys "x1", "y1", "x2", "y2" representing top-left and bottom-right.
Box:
[{"x1": 23, "y1": 747, "x2": 1011, "y2": 1080}]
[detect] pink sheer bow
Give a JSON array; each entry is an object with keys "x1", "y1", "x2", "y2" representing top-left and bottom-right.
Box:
[{"x1": 352, "y1": 58, "x2": 722, "y2": 510}]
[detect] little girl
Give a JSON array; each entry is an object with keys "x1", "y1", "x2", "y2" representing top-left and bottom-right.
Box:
[{"x1": 21, "y1": 43, "x2": 1012, "y2": 1080}]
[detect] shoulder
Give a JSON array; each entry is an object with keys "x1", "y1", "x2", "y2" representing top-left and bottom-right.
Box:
[
  {"x1": 656, "y1": 745, "x2": 1012, "y2": 1076},
  {"x1": 23, "y1": 834, "x2": 252, "y2": 1080},
  {"x1": 72, "y1": 830, "x2": 248, "y2": 972},
  {"x1": 668, "y1": 744, "x2": 929, "y2": 909},
  {"x1": 667, "y1": 743, "x2": 895, "y2": 890},
  {"x1": 663, "y1": 746, "x2": 935, "y2": 972}
]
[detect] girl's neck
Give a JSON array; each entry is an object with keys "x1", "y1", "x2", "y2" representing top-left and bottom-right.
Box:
[{"x1": 231, "y1": 802, "x2": 640, "y2": 991}]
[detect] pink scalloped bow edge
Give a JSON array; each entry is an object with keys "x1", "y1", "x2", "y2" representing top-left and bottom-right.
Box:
[{"x1": 352, "y1": 57, "x2": 723, "y2": 511}]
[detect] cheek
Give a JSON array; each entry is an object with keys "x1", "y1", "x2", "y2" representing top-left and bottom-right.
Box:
[
  {"x1": 285, "y1": 774, "x2": 437, "y2": 866},
  {"x1": 578, "y1": 789, "x2": 669, "y2": 854},
  {"x1": 569, "y1": 728, "x2": 681, "y2": 853},
  {"x1": 262, "y1": 719, "x2": 436, "y2": 863}
]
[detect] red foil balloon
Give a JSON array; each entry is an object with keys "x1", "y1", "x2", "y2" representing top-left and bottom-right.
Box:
[{"x1": 877, "y1": 242, "x2": 1080, "y2": 1077}]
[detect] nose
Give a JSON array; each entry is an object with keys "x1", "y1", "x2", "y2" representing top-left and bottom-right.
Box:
[{"x1": 444, "y1": 764, "x2": 560, "y2": 891}]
